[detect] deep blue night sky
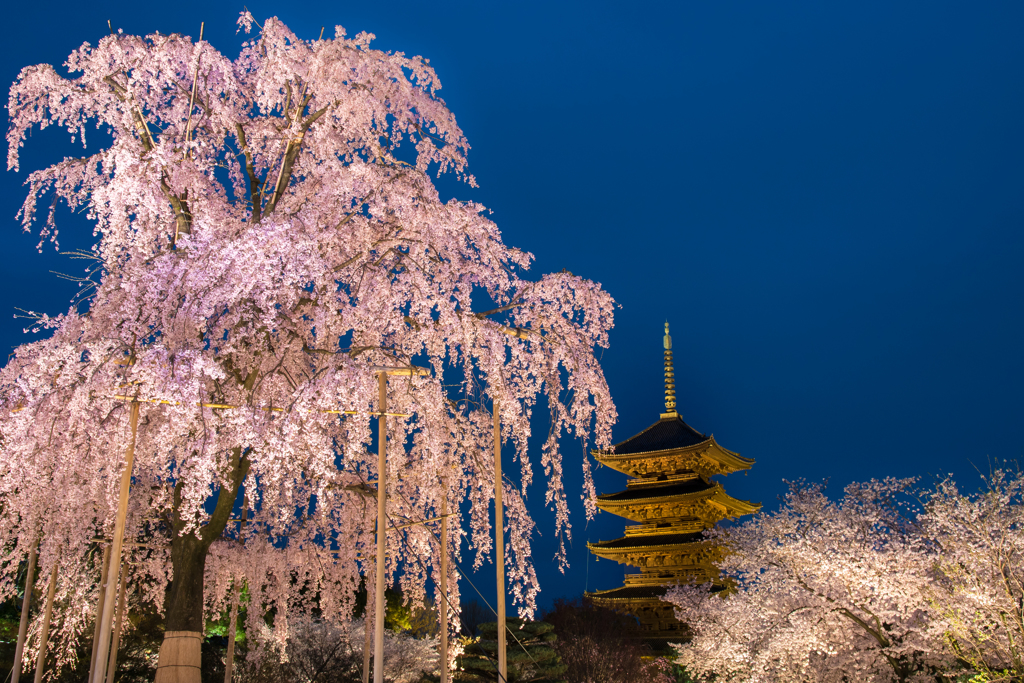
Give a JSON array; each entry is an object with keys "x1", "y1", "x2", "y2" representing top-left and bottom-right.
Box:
[{"x1": 2, "y1": 1, "x2": 1022, "y2": 614}]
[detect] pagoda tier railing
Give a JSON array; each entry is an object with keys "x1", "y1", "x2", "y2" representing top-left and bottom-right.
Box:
[{"x1": 623, "y1": 520, "x2": 705, "y2": 536}]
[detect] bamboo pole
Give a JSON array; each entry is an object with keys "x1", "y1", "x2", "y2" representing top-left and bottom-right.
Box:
[
  {"x1": 494, "y1": 403, "x2": 507, "y2": 682},
  {"x1": 224, "y1": 579, "x2": 240, "y2": 683},
  {"x1": 439, "y1": 490, "x2": 449, "y2": 683},
  {"x1": 88, "y1": 546, "x2": 112, "y2": 682},
  {"x1": 362, "y1": 564, "x2": 373, "y2": 683},
  {"x1": 224, "y1": 498, "x2": 247, "y2": 683},
  {"x1": 372, "y1": 372, "x2": 387, "y2": 683},
  {"x1": 182, "y1": 22, "x2": 204, "y2": 152},
  {"x1": 103, "y1": 567, "x2": 129, "y2": 683},
  {"x1": 91, "y1": 400, "x2": 140, "y2": 683},
  {"x1": 12, "y1": 541, "x2": 38, "y2": 683},
  {"x1": 109, "y1": 395, "x2": 409, "y2": 417},
  {"x1": 32, "y1": 562, "x2": 58, "y2": 683}
]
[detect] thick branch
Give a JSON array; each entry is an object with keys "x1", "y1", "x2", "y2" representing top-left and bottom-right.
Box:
[
  {"x1": 474, "y1": 298, "x2": 524, "y2": 319},
  {"x1": 201, "y1": 448, "x2": 251, "y2": 546},
  {"x1": 163, "y1": 185, "x2": 193, "y2": 242},
  {"x1": 235, "y1": 123, "x2": 262, "y2": 224},
  {"x1": 404, "y1": 312, "x2": 534, "y2": 340},
  {"x1": 263, "y1": 102, "x2": 331, "y2": 216},
  {"x1": 788, "y1": 567, "x2": 910, "y2": 680}
]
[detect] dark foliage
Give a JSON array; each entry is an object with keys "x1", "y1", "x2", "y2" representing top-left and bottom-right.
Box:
[
  {"x1": 233, "y1": 618, "x2": 363, "y2": 683},
  {"x1": 540, "y1": 598, "x2": 668, "y2": 683},
  {"x1": 455, "y1": 617, "x2": 566, "y2": 683},
  {"x1": 456, "y1": 600, "x2": 490, "y2": 637}
]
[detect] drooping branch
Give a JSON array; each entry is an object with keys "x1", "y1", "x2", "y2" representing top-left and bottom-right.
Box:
[
  {"x1": 103, "y1": 73, "x2": 193, "y2": 242},
  {"x1": 404, "y1": 311, "x2": 535, "y2": 341}
]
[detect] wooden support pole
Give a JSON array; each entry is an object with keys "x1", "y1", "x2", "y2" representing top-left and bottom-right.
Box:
[
  {"x1": 439, "y1": 490, "x2": 449, "y2": 683},
  {"x1": 372, "y1": 372, "x2": 387, "y2": 683},
  {"x1": 12, "y1": 541, "x2": 38, "y2": 683},
  {"x1": 360, "y1": 365, "x2": 422, "y2": 683},
  {"x1": 223, "y1": 579, "x2": 240, "y2": 683},
  {"x1": 32, "y1": 562, "x2": 58, "y2": 683},
  {"x1": 494, "y1": 403, "x2": 507, "y2": 682},
  {"x1": 91, "y1": 400, "x2": 140, "y2": 683},
  {"x1": 362, "y1": 563, "x2": 373, "y2": 683},
  {"x1": 223, "y1": 497, "x2": 246, "y2": 683},
  {"x1": 88, "y1": 545, "x2": 112, "y2": 682},
  {"x1": 103, "y1": 567, "x2": 129, "y2": 683},
  {"x1": 224, "y1": 498, "x2": 246, "y2": 683}
]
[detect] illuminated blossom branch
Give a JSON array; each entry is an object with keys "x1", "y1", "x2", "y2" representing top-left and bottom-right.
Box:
[
  {"x1": 668, "y1": 473, "x2": 1024, "y2": 682},
  {"x1": 667, "y1": 479, "x2": 948, "y2": 682}
]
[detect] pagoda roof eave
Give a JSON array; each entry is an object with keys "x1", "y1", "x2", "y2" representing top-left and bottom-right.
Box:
[
  {"x1": 588, "y1": 537, "x2": 710, "y2": 562},
  {"x1": 594, "y1": 483, "x2": 761, "y2": 522},
  {"x1": 587, "y1": 533, "x2": 708, "y2": 553},
  {"x1": 591, "y1": 435, "x2": 754, "y2": 476},
  {"x1": 586, "y1": 584, "x2": 727, "y2": 600},
  {"x1": 585, "y1": 585, "x2": 669, "y2": 602}
]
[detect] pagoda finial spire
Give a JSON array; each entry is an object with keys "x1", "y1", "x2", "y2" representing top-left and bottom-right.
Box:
[{"x1": 663, "y1": 321, "x2": 677, "y2": 416}]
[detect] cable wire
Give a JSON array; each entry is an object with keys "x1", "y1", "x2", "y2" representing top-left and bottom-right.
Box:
[
  {"x1": 384, "y1": 508, "x2": 508, "y2": 683},
  {"x1": 386, "y1": 485, "x2": 546, "y2": 677}
]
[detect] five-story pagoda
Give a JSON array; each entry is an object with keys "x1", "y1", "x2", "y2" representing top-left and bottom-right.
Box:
[{"x1": 586, "y1": 322, "x2": 760, "y2": 644}]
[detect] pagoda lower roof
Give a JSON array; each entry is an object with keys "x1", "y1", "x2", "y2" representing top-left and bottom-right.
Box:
[
  {"x1": 595, "y1": 480, "x2": 761, "y2": 523},
  {"x1": 588, "y1": 532, "x2": 705, "y2": 550},
  {"x1": 587, "y1": 585, "x2": 669, "y2": 601},
  {"x1": 588, "y1": 584, "x2": 727, "y2": 602}
]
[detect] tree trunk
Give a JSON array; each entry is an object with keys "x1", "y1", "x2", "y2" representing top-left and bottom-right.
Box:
[
  {"x1": 153, "y1": 534, "x2": 208, "y2": 683},
  {"x1": 154, "y1": 449, "x2": 249, "y2": 683},
  {"x1": 165, "y1": 535, "x2": 208, "y2": 632}
]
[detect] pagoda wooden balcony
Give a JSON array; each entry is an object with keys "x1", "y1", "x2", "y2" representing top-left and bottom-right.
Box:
[{"x1": 623, "y1": 520, "x2": 705, "y2": 536}]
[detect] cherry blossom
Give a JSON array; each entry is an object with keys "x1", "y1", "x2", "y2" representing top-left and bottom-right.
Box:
[
  {"x1": 668, "y1": 479, "x2": 950, "y2": 683},
  {"x1": 921, "y1": 469, "x2": 1024, "y2": 681},
  {"x1": 2, "y1": 14, "x2": 615, "y2": 676}
]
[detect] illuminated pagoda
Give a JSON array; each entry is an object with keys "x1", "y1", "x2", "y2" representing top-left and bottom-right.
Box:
[{"x1": 586, "y1": 322, "x2": 760, "y2": 644}]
